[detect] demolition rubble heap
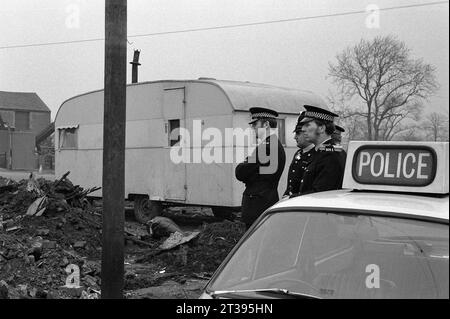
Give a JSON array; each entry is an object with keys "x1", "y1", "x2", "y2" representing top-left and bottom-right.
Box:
[
  {"x1": 144, "y1": 219, "x2": 246, "y2": 274},
  {"x1": 0, "y1": 173, "x2": 103, "y2": 299},
  {"x1": 0, "y1": 174, "x2": 246, "y2": 299}
]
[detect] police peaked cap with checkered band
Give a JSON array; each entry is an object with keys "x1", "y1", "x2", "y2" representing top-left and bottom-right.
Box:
[
  {"x1": 298, "y1": 105, "x2": 339, "y2": 124},
  {"x1": 334, "y1": 125, "x2": 345, "y2": 133},
  {"x1": 248, "y1": 107, "x2": 279, "y2": 124},
  {"x1": 293, "y1": 111, "x2": 306, "y2": 133}
]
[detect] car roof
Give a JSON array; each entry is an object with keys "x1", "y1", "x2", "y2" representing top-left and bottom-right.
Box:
[{"x1": 269, "y1": 189, "x2": 449, "y2": 222}]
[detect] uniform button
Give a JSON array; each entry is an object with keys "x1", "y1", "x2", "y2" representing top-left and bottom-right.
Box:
[
  {"x1": 301, "y1": 179, "x2": 304, "y2": 183},
  {"x1": 292, "y1": 170, "x2": 295, "y2": 172}
]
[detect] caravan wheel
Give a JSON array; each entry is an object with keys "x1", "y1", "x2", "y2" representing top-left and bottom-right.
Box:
[{"x1": 134, "y1": 197, "x2": 162, "y2": 224}]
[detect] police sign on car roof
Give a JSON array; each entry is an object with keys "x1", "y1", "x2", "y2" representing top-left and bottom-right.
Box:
[{"x1": 343, "y1": 141, "x2": 449, "y2": 194}]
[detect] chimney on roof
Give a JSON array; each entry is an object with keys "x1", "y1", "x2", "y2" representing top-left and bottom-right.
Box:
[{"x1": 130, "y1": 49, "x2": 141, "y2": 84}]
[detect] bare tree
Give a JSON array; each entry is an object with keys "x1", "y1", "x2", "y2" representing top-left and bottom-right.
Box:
[
  {"x1": 328, "y1": 93, "x2": 366, "y2": 142},
  {"x1": 423, "y1": 112, "x2": 449, "y2": 141},
  {"x1": 329, "y1": 35, "x2": 439, "y2": 140},
  {"x1": 379, "y1": 101, "x2": 422, "y2": 141},
  {"x1": 394, "y1": 124, "x2": 425, "y2": 141}
]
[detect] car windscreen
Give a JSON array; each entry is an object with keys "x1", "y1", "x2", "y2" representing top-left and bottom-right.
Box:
[{"x1": 209, "y1": 211, "x2": 449, "y2": 299}]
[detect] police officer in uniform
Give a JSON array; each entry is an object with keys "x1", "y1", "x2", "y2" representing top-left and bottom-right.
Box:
[
  {"x1": 235, "y1": 107, "x2": 286, "y2": 229},
  {"x1": 296, "y1": 105, "x2": 346, "y2": 195},
  {"x1": 283, "y1": 112, "x2": 315, "y2": 198},
  {"x1": 331, "y1": 124, "x2": 345, "y2": 145}
]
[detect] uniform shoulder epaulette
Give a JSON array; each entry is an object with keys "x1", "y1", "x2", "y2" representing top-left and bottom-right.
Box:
[{"x1": 318, "y1": 144, "x2": 344, "y2": 152}]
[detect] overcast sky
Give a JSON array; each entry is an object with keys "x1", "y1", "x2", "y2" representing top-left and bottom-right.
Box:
[{"x1": 0, "y1": 0, "x2": 448, "y2": 119}]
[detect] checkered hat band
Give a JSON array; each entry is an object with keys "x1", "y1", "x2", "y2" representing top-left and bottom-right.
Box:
[
  {"x1": 304, "y1": 111, "x2": 334, "y2": 122},
  {"x1": 251, "y1": 112, "x2": 276, "y2": 119}
]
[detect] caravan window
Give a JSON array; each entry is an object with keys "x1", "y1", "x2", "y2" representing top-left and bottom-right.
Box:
[
  {"x1": 168, "y1": 119, "x2": 180, "y2": 146},
  {"x1": 58, "y1": 127, "x2": 78, "y2": 149}
]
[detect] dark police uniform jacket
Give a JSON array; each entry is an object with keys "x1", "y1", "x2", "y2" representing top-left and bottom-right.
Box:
[
  {"x1": 296, "y1": 139, "x2": 346, "y2": 196},
  {"x1": 235, "y1": 134, "x2": 286, "y2": 227},
  {"x1": 283, "y1": 145, "x2": 315, "y2": 197}
]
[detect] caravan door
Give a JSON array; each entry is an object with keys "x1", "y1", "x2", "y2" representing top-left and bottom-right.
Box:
[{"x1": 163, "y1": 87, "x2": 187, "y2": 201}]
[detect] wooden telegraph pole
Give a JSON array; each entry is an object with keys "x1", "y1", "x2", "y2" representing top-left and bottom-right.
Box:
[{"x1": 102, "y1": 0, "x2": 127, "y2": 299}]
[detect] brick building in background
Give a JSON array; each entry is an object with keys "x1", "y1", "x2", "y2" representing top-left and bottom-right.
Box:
[{"x1": 0, "y1": 91, "x2": 51, "y2": 170}]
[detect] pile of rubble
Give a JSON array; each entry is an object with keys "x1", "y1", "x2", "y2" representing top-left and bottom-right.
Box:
[
  {"x1": 121, "y1": 219, "x2": 246, "y2": 296},
  {"x1": 0, "y1": 173, "x2": 103, "y2": 299},
  {"x1": 0, "y1": 173, "x2": 246, "y2": 299},
  {"x1": 139, "y1": 219, "x2": 246, "y2": 275},
  {"x1": 0, "y1": 172, "x2": 100, "y2": 220}
]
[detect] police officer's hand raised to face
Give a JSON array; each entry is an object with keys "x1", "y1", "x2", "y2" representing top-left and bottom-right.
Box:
[{"x1": 235, "y1": 107, "x2": 286, "y2": 229}]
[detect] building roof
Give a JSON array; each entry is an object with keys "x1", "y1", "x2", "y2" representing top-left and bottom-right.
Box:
[
  {"x1": 0, "y1": 91, "x2": 50, "y2": 112},
  {"x1": 269, "y1": 189, "x2": 449, "y2": 222}
]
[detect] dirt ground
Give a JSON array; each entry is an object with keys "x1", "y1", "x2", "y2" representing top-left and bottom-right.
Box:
[{"x1": 0, "y1": 174, "x2": 246, "y2": 299}]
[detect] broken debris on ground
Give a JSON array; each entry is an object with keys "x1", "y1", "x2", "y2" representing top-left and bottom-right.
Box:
[{"x1": 0, "y1": 173, "x2": 245, "y2": 299}]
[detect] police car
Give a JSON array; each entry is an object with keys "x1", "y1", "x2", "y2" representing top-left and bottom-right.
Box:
[{"x1": 201, "y1": 141, "x2": 449, "y2": 299}]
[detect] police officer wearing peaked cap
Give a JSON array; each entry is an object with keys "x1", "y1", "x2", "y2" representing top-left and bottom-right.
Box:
[
  {"x1": 235, "y1": 107, "x2": 286, "y2": 229},
  {"x1": 283, "y1": 111, "x2": 315, "y2": 198},
  {"x1": 246, "y1": 107, "x2": 280, "y2": 125},
  {"x1": 332, "y1": 124, "x2": 345, "y2": 145},
  {"x1": 294, "y1": 105, "x2": 346, "y2": 196}
]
